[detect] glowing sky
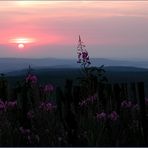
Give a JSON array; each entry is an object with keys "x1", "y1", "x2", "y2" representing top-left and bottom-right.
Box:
[{"x1": 0, "y1": 1, "x2": 148, "y2": 59}]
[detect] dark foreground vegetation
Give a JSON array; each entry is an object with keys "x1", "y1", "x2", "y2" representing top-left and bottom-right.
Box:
[
  {"x1": 6, "y1": 67, "x2": 148, "y2": 95},
  {"x1": 0, "y1": 63, "x2": 148, "y2": 146}
]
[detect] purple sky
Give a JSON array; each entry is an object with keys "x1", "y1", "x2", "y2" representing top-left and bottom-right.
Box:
[{"x1": 0, "y1": 1, "x2": 148, "y2": 59}]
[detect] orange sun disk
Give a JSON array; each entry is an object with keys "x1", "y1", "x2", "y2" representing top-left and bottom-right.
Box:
[{"x1": 18, "y1": 43, "x2": 24, "y2": 49}]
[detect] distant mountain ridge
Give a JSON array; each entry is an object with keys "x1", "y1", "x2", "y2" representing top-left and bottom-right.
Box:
[
  {"x1": 104, "y1": 66, "x2": 148, "y2": 72},
  {"x1": 1, "y1": 57, "x2": 148, "y2": 73},
  {"x1": 5, "y1": 66, "x2": 148, "y2": 76}
]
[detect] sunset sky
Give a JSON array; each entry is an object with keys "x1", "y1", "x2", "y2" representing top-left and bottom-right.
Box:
[{"x1": 0, "y1": 1, "x2": 148, "y2": 59}]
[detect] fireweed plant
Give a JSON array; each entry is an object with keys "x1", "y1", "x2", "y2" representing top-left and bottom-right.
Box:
[
  {"x1": 76, "y1": 36, "x2": 107, "y2": 107},
  {"x1": 76, "y1": 38, "x2": 118, "y2": 146},
  {"x1": 76, "y1": 36, "x2": 112, "y2": 145}
]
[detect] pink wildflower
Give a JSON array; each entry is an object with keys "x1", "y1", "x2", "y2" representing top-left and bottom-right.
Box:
[
  {"x1": 44, "y1": 84, "x2": 54, "y2": 93},
  {"x1": 82, "y1": 51, "x2": 88, "y2": 61},
  {"x1": 39, "y1": 102, "x2": 56, "y2": 112},
  {"x1": 81, "y1": 51, "x2": 91, "y2": 65},
  {"x1": 0, "y1": 99, "x2": 6, "y2": 111},
  {"x1": 26, "y1": 74, "x2": 37, "y2": 84},
  {"x1": 79, "y1": 94, "x2": 97, "y2": 107},
  {"x1": 19, "y1": 127, "x2": 31, "y2": 135},
  {"x1": 96, "y1": 112, "x2": 107, "y2": 120},
  {"x1": 108, "y1": 111, "x2": 119, "y2": 121},
  {"x1": 77, "y1": 36, "x2": 91, "y2": 65},
  {"x1": 46, "y1": 103, "x2": 52, "y2": 111},
  {"x1": 121, "y1": 100, "x2": 132, "y2": 108},
  {"x1": 87, "y1": 94, "x2": 97, "y2": 103},
  {"x1": 79, "y1": 100, "x2": 87, "y2": 107},
  {"x1": 6, "y1": 100, "x2": 17, "y2": 108}
]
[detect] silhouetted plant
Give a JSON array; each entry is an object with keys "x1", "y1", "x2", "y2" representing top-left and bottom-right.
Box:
[
  {"x1": 76, "y1": 36, "x2": 107, "y2": 109},
  {"x1": 0, "y1": 73, "x2": 8, "y2": 100}
]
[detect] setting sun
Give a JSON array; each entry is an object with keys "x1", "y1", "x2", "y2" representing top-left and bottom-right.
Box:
[
  {"x1": 9, "y1": 37, "x2": 36, "y2": 48},
  {"x1": 18, "y1": 43, "x2": 24, "y2": 49}
]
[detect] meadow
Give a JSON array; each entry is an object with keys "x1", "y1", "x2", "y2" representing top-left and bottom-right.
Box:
[
  {"x1": 7, "y1": 67, "x2": 148, "y2": 96},
  {"x1": 0, "y1": 63, "x2": 148, "y2": 146}
]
